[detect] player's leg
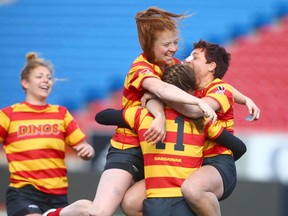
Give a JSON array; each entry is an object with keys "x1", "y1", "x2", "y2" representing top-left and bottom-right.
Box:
[
  {"x1": 182, "y1": 164, "x2": 222, "y2": 216},
  {"x1": 61, "y1": 199, "x2": 92, "y2": 216},
  {"x1": 89, "y1": 168, "x2": 134, "y2": 216},
  {"x1": 89, "y1": 146, "x2": 144, "y2": 216},
  {"x1": 121, "y1": 179, "x2": 146, "y2": 216},
  {"x1": 181, "y1": 155, "x2": 236, "y2": 216},
  {"x1": 42, "y1": 199, "x2": 92, "y2": 216}
]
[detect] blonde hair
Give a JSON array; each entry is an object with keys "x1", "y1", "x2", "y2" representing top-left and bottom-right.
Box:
[{"x1": 20, "y1": 52, "x2": 54, "y2": 82}]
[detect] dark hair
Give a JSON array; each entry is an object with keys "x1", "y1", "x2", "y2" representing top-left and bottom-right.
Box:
[
  {"x1": 163, "y1": 64, "x2": 205, "y2": 132},
  {"x1": 193, "y1": 39, "x2": 231, "y2": 79}
]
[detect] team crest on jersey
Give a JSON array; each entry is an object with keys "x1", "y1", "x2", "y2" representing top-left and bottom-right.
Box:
[
  {"x1": 139, "y1": 69, "x2": 153, "y2": 75},
  {"x1": 215, "y1": 86, "x2": 226, "y2": 94}
]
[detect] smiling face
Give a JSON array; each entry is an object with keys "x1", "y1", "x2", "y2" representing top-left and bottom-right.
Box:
[
  {"x1": 21, "y1": 66, "x2": 53, "y2": 105},
  {"x1": 153, "y1": 29, "x2": 179, "y2": 68}
]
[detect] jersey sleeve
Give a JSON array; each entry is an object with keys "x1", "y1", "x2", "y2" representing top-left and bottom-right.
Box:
[
  {"x1": 205, "y1": 82, "x2": 233, "y2": 114},
  {"x1": 204, "y1": 120, "x2": 224, "y2": 140},
  {"x1": 123, "y1": 106, "x2": 140, "y2": 131},
  {"x1": 60, "y1": 106, "x2": 86, "y2": 146},
  {"x1": 130, "y1": 68, "x2": 162, "y2": 91},
  {"x1": 0, "y1": 107, "x2": 11, "y2": 143}
]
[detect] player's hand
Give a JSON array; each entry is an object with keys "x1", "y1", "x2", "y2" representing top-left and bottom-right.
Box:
[
  {"x1": 141, "y1": 92, "x2": 157, "y2": 108},
  {"x1": 245, "y1": 98, "x2": 260, "y2": 121},
  {"x1": 73, "y1": 142, "x2": 95, "y2": 160},
  {"x1": 197, "y1": 99, "x2": 217, "y2": 123},
  {"x1": 144, "y1": 114, "x2": 166, "y2": 144}
]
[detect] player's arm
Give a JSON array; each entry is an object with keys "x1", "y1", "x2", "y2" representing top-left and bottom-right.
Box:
[
  {"x1": 95, "y1": 103, "x2": 166, "y2": 144},
  {"x1": 142, "y1": 77, "x2": 217, "y2": 122},
  {"x1": 95, "y1": 108, "x2": 128, "y2": 128},
  {"x1": 231, "y1": 86, "x2": 260, "y2": 121},
  {"x1": 145, "y1": 98, "x2": 166, "y2": 143},
  {"x1": 213, "y1": 129, "x2": 247, "y2": 161},
  {"x1": 165, "y1": 96, "x2": 220, "y2": 119}
]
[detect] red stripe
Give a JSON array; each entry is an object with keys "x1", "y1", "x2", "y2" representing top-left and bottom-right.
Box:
[
  {"x1": 146, "y1": 177, "x2": 184, "y2": 189},
  {"x1": 138, "y1": 129, "x2": 205, "y2": 147},
  {"x1": 1, "y1": 106, "x2": 13, "y2": 117},
  {"x1": 65, "y1": 119, "x2": 79, "y2": 136},
  {"x1": 10, "y1": 112, "x2": 64, "y2": 121},
  {"x1": 203, "y1": 145, "x2": 230, "y2": 156},
  {"x1": 7, "y1": 149, "x2": 65, "y2": 162},
  {"x1": 0, "y1": 125, "x2": 6, "y2": 138},
  {"x1": 133, "y1": 108, "x2": 143, "y2": 131},
  {"x1": 4, "y1": 131, "x2": 65, "y2": 145},
  {"x1": 131, "y1": 59, "x2": 155, "y2": 71},
  {"x1": 112, "y1": 133, "x2": 139, "y2": 146},
  {"x1": 13, "y1": 168, "x2": 67, "y2": 179},
  {"x1": 123, "y1": 86, "x2": 144, "y2": 104}
]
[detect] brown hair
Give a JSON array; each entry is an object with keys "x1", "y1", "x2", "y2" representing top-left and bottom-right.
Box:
[
  {"x1": 162, "y1": 64, "x2": 197, "y2": 92},
  {"x1": 135, "y1": 6, "x2": 186, "y2": 63},
  {"x1": 193, "y1": 39, "x2": 231, "y2": 79},
  {"x1": 163, "y1": 64, "x2": 205, "y2": 132},
  {"x1": 21, "y1": 52, "x2": 54, "y2": 82}
]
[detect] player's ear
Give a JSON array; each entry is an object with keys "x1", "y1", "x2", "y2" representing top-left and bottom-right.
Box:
[
  {"x1": 21, "y1": 79, "x2": 29, "y2": 91},
  {"x1": 208, "y1": 62, "x2": 216, "y2": 72}
]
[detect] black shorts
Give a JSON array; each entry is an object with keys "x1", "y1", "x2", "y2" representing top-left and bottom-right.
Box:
[
  {"x1": 143, "y1": 197, "x2": 196, "y2": 216},
  {"x1": 6, "y1": 185, "x2": 68, "y2": 216},
  {"x1": 202, "y1": 154, "x2": 236, "y2": 201},
  {"x1": 104, "y1": 145, "x2": 144, "y2": 182}
]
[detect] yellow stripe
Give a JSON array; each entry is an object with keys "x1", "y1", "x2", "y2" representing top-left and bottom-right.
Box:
[
  {"x1": 10, "y1": 176, "x2": 68, "y2": 189},
  {"x1": 0, "y1": 111, "x2": 10, "y2": 131},
  {"x1": 65, "y1": 128, "x2": 86, "y2": 146},
  {"x1": 9, "y1": 158, "x2": 66, "y2": 172},
  {"x1": 141, "y1": 142, "x2": 203, "y2": 157},
  {"x1": 5, "y1": 138, "x2": 65, "y2": 153},
  {"x1": 145, "y1": 165, "x2": 196, "y2": 179},
  {"x1": 146, "y1": 188, "x2": 182, "y2": 198}
]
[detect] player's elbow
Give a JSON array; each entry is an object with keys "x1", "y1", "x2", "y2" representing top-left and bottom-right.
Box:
[{"x1": 234, "y1": 143, "x2": 247, "y2": 161}]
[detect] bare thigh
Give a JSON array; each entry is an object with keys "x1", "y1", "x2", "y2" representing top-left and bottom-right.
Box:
[
  {"x1": 186, "y1": 165, "x2": 224, "y2": 199},
  {"x1": 90, "y1": 169, "x2": 134, "y2": 215},
  {"x1": 121, "y1": 179, "x2": 146, "y2": 215}
]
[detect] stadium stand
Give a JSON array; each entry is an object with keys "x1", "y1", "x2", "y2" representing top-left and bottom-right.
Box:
[
  {"x1": 1, "y1": 1, "x2": 288, "y2": 215},
  {"x1": 0, "y1": 0, "x2": 285, "y2": 115}
]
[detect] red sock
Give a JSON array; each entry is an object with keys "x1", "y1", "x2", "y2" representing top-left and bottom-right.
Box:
[{"x1": 48, "y1": 208, "x2": 63, "y2": 216}]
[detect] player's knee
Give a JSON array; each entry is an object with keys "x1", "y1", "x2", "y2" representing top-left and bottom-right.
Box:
[
  {"x1": 121, "y1": 195, "x2": 135, "y2": 215},
  {"x1": 181, "y1": 180, "x2": 202, "y2": 204},
  {"x1": 78, "y1": 200, "x2": 93, "y2": 213},
  {"x1": 121, "y1": 193, "x2": 142, "y2": 215},
  {"x1": 62, "y1": 199, "x2": 92, "y2": 216}
]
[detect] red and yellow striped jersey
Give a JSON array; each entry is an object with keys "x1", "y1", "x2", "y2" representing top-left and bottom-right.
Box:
[
  {"x1": 111, "y1": 53, "x2": 181, "y2": 150},
  {"x1": 123, "y1": 106, "x2": 224, "y2": 198},
  {"x1": 195, "y1": 78, "x2": 234, "y2": 157},
  {"x1": 0, "y1": 101, "x2": 86, "y2": 195}
]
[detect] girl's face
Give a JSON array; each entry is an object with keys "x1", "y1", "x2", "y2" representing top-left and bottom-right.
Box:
[
  {"x1": 185, "y1": 48, "x2": 215, "y2": 88},
  {"x1": 22, "y1": 66, "x2": 53, "y2": 104},
  {"x1": 186, "y1": 48, "x2": 209, "y2": 78},
  {"x1": 153, "y1": 29, "x2": 178, "y2": 68}
]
